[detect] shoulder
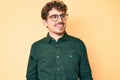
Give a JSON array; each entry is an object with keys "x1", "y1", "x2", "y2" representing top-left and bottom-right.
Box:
[
  {"x1": 68, "y1": 35, "x2": 88, "y2": 55},
  {"x1": 68, "y1": 35, "x2": 87, "y2": 50},
  {"x1": 29, "y1": 37, "x2": 48, "y2": 57},
  {"x1": 30, "y1": 37, "x2": 47, "y2": 50},
  {"x1": 68, "y1": 35, "x2": 85, "y2": 45}
]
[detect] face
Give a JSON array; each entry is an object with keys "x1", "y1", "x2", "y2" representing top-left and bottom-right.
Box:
[{"x1": 42, "y1": 8, "x2": 68, "y2": 35}]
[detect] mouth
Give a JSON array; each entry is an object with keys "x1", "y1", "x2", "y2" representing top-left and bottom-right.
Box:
[
  {"x1": 55, "y1": 22, "x2": 64, "y2": 29},
  {"x1": 56, "y1": 24, "x2": 64, "y2": 30}
]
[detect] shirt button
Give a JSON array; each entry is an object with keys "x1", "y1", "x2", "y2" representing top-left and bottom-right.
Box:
[
  {"x1": 57, "y1": 68, "x2": 60, "y2": 71},
  {"x1": 56, "y1": 56, "x2": 59, "y2": 58},
  {"x1": 69, "y1": 55, "x2": 72, "y2": 58},
  {"x1": 56, "y1": 45, "x2": 59, "y2": 47}
]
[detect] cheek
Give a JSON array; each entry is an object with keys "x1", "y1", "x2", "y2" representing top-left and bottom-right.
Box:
[
  {"x1": 47, "y1": 23, "x2": 55, "y2": 29},
  {"x1": 47, "y1": 20, "x2": 56, "y2": 27},
  {"x1": 47, "y1": 22, "x2": 54, "y2": 27}
]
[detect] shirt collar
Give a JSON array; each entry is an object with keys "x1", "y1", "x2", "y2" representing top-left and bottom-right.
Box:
[{"x1": 46, "y1": 32, "x2": 69, "y2": 43}]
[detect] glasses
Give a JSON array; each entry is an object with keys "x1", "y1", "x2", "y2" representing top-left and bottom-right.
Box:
[{"x1": 47, "y1": 14, "x2": 68, "y2": 22}]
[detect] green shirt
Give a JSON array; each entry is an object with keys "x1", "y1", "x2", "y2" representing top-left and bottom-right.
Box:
[{"x1": 26, "y1": 33, "x2": 93, "y2": 80}]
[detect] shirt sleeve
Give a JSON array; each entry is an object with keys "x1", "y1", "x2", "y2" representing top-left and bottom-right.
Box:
[
  {"x1": 26, "y1": 45, "x2": 39, "y2": 80},
  {"x1": 79, "y1": 42, "x2": 93, "y2": 80}
]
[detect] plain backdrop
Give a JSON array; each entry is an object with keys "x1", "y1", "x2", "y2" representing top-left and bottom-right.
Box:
[{"x1": 0, "y1": 0, "x2": 120, "y2": 80}]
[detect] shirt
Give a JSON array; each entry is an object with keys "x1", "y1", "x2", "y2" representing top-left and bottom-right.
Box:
[{"x1": 26, "y1": 33, "x2": 93, "y2": 80}]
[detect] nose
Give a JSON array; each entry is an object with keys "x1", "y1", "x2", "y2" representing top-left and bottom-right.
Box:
[{"x1": 57, "y1": 16, "x2": 63, "y2": 22}]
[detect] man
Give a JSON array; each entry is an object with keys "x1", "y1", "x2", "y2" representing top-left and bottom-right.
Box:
[{"x1": 26, "y1": 0, "x2": 93, "y2": 80}]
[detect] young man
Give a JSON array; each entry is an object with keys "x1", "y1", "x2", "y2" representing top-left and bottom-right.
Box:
[{"x1": 26, "y1": 0, "x2": 93, "y2": 80}]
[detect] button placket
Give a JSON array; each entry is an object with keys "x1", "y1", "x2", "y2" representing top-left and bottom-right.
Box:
[{"x1": 55, "y1": 44, "x2": 63, "y2": 72}]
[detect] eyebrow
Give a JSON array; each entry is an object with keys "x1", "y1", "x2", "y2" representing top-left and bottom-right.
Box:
[{"x1": 49, "y1": 13, "x2": 65, "y2": 16}]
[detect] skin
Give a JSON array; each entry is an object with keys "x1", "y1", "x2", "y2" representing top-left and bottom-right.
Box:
[{"x1": 42, "y1": 8, "x2": 67, "y2": 41}]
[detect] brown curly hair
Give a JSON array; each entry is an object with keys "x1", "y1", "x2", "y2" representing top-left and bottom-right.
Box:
[{"x1": 41, "y1": 0, "x2": 67, "y2": 20}]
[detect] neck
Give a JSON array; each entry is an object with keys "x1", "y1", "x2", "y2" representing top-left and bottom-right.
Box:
[{"x1": 49, "y1": 32, "x2": 65, "y2": 41}]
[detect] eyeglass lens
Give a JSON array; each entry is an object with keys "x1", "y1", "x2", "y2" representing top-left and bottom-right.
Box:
[{"x1": 48, "y1": 14, "x2": 68, "y2": 22}]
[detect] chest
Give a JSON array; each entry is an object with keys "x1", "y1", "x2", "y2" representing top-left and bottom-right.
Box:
[{"x1": 36, "y1": 45, "x2": 81, "y2": 67}]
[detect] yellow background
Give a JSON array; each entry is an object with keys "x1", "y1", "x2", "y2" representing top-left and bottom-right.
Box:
[{"x1": 0, "y1": 0, "x2": 120, "y2": 80}]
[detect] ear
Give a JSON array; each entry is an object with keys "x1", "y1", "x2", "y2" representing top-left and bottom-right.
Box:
[{"x1": 42, "y1": 19, "x2": 48, "y2": 28}]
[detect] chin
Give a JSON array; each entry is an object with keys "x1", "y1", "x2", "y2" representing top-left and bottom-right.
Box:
[{"x1": 56, "y1": 31, "x2": 65, "y2": 35}]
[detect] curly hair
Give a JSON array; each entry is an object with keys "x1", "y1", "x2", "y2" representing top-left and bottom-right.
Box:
[{"x1": 41, "y1": 0, "x2": 67, "y2": 20}]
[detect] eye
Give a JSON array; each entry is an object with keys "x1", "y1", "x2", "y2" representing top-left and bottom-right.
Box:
[
  {"x1": 50, "y1": 15, "x2": 58, "y2": 19},
  {"x1": 60, "y1": 14, "x2": 65, "y2": 18}
]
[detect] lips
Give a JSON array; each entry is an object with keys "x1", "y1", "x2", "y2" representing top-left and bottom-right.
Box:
[
  {"x1": 56, "y1": 24, "x2": 64, "y2": 27},
  {"x1": 56, "y1": 24, "x2": 64, "y2": 29},
  {"x1": 55, "y1": 22, "x2": 64, "y2": 28}
]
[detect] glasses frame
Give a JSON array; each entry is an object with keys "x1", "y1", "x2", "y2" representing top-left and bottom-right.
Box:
[{"x1": 47, "y1": 13, "x2": 68, "y2": 22}]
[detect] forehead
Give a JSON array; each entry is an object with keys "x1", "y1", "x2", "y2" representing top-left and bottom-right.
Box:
[{"x1": 48, "y1": 8, "x2": 65, "y2": 16}]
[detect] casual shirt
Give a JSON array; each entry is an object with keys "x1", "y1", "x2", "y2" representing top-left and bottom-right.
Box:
[{"x1": 26, "y1": 33, "x2": 93, "y2": 80}]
